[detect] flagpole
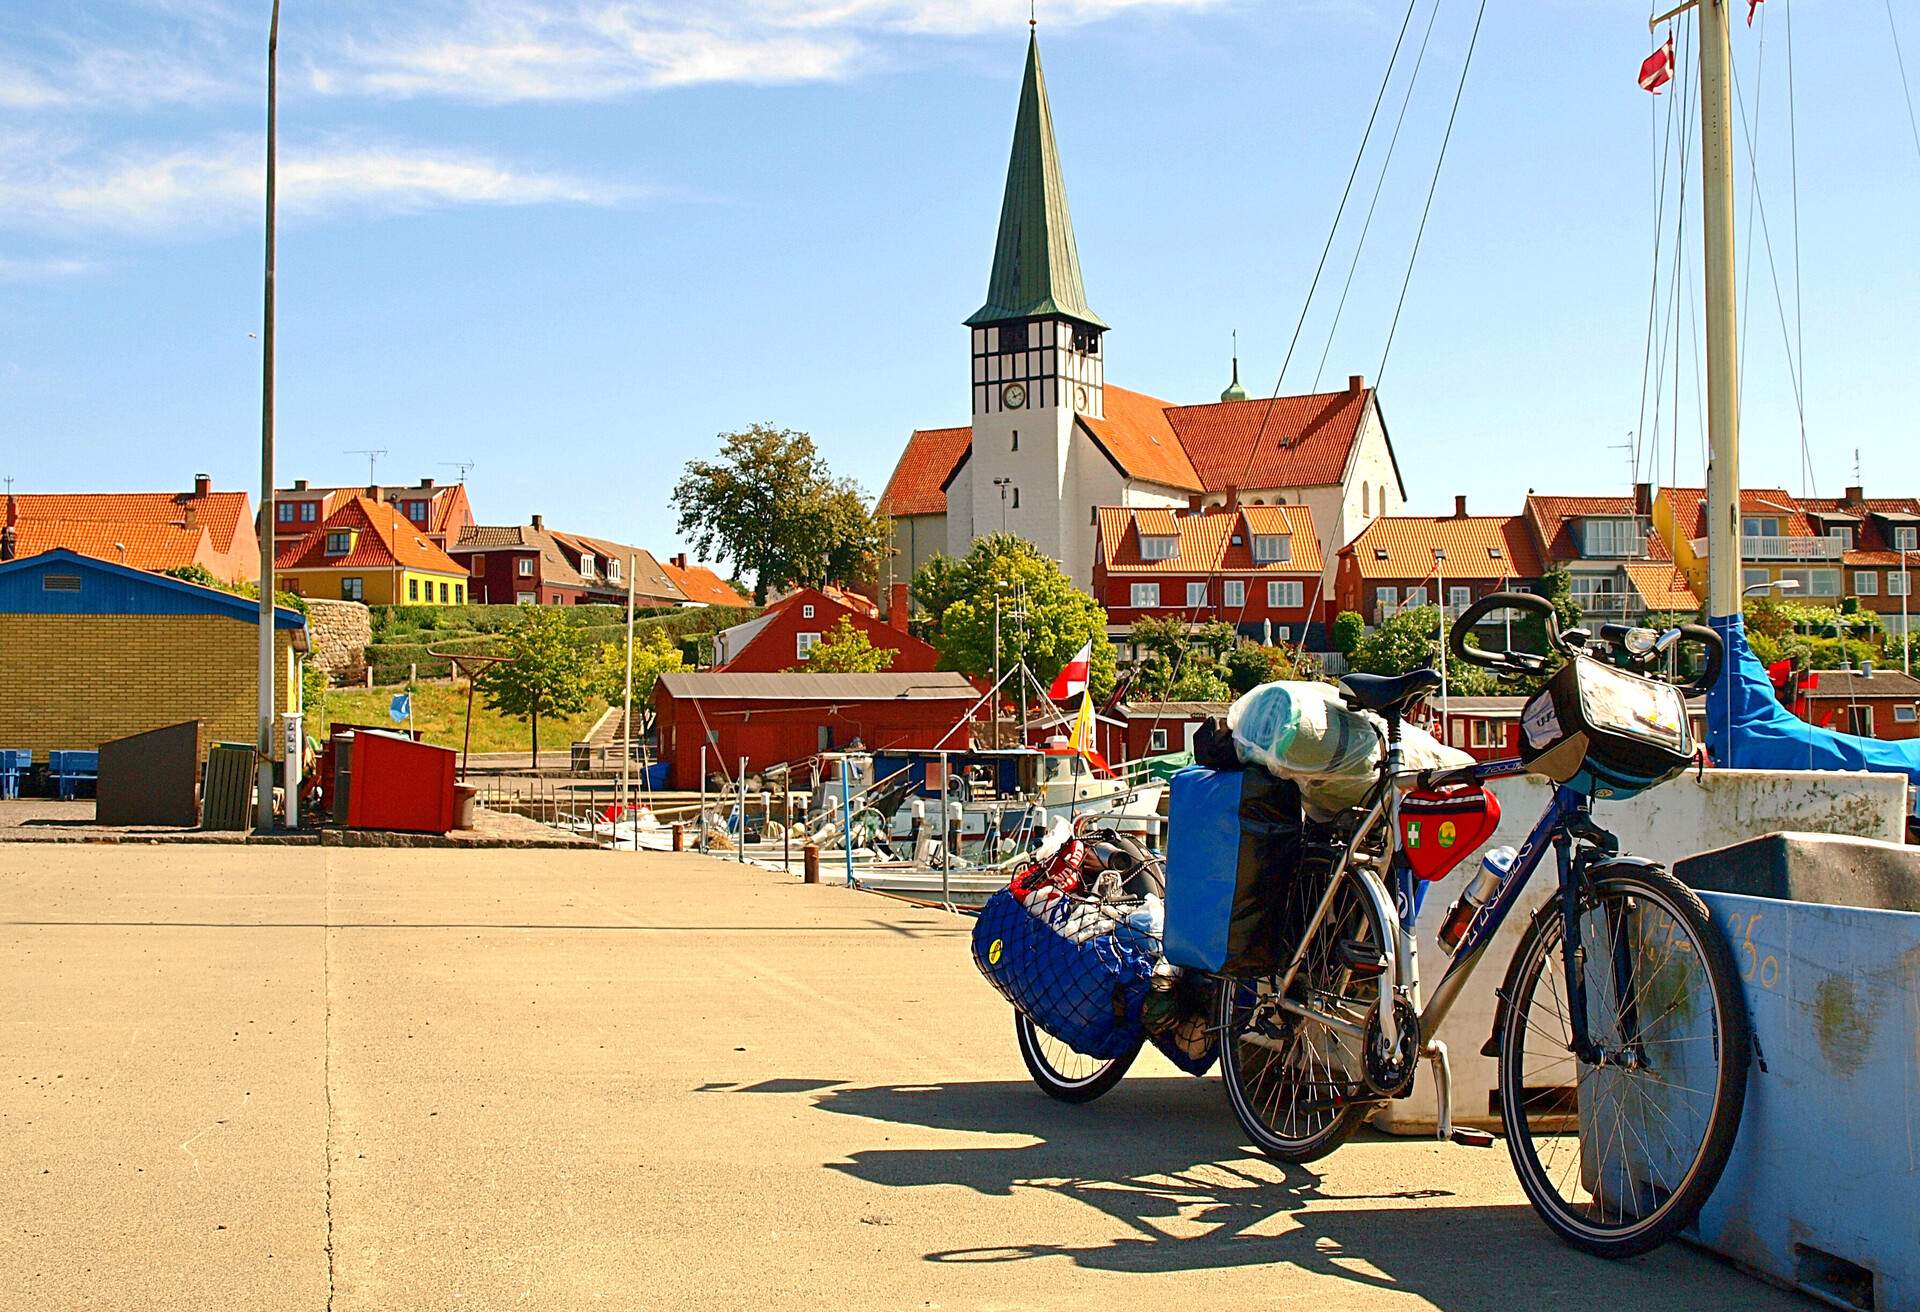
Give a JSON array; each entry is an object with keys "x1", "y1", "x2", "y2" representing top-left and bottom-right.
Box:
[
  {"x1": 254, "y1": 0, "x2": 281, "y2": 834},
  {"x1": 623, "y1": 553, "x2": 636, "y2": 843}
]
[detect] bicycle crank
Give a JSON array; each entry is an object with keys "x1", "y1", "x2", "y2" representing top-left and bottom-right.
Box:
[{"x1": 1364, "y1": 996, "x2": 1421, "y2": 1096}]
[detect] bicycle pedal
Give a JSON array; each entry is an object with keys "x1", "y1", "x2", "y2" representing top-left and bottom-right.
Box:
[
  {"x1": 1449, "y1": 1127, "x2": 1495, "y2": 1148},
  {"x1": 1335, "y1": 939, "x2": 1388, "y2": 978}
]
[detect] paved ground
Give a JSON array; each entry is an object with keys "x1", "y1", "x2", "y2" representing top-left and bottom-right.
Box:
[
  {"x1": 0, "y1": 844, "x2": 1809, "y2": 1310},
  {"x1": 0, "y1": 799, "x2": 588, "y2": 848}
]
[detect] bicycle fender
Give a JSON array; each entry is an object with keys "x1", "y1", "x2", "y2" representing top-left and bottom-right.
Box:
[{"x1": 1478, "y1": 857, "x2": 1667, "y2": 1059}]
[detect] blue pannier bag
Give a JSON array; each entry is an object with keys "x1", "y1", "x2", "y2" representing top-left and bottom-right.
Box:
[
  {"x1": 1164, "y1": 766, "x2": 1303, "y2": 974},
  {"x1": 971, "y1": 887, "x2": 1152, "y2": 1060}
]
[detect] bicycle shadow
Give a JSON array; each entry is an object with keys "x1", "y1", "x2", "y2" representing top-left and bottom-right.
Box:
[{"x1": 812, "y1": 1079, "x2": 1790, "y2": 1306}]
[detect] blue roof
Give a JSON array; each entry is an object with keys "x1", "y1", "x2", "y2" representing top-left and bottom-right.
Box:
[{"x1": 0, "y1": 549, "x2": 306, "y2": 629}]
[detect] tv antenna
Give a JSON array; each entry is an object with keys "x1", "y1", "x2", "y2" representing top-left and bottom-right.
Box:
[
  {"x1": 440, "y1": 459, "x2": 476, "y2": 483},
  {"x1": 345, "y1": 448, "x2": 388, "y2": 485}
]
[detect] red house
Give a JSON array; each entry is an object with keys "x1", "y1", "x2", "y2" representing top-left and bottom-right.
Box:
[
  {"x1": 447, "y1": 518, "x2": 589, "y2": 605},
  {"x1": 653, "y1": 671, "x2": 978, "y2": 783},
  {"x1": 1093, "y1": 501, "x2": 1325, "y2": 647},
  {"x1": 712, "y1": 586, "x2": 939, "y2": 673},
  {"x1": 1796, "y1": 669, "x2": 1920, "y2": 740}
]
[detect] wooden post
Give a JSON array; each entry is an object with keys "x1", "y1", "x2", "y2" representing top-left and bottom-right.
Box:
[
  {"x1": 671, "y1": 821, "x2": 684, "y2": 853},
  {"x1": 803, "y1": 843, "x2": 820, "y2": 884}
]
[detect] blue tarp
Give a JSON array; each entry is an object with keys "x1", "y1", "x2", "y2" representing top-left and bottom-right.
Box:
[{"x1": 1706, "y1": 613, "x2": 1920, "y2": 802}]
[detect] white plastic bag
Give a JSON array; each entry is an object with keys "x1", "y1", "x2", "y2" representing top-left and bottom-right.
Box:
[{"x1": 1228, "y1": 680, "x2": 1471, "y2": 819}]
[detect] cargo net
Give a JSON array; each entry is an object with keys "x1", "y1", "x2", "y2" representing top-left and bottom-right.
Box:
[{"x1": 971, "y1": 882, "x2": 1217, "y2": 1074}]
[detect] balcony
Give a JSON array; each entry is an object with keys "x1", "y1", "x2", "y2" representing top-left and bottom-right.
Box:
[
  {"x1": 1743, "y1": 535, "x2": 1843, "y2": 561},
  {"x1": 1572, "y1": 592, "x2": 1640, "y2": 616}
]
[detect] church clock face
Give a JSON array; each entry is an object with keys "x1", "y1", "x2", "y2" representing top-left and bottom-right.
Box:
[
  {"x1": 1074, "y1": 385, "x2": 1089, "y2": 411},
  {"x1": 1002, "y1": 382, "x2": 1027, "y2": 409}
]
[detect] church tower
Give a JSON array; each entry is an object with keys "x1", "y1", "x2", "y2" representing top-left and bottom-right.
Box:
[{"x1": 953, "y1": 30, "x2": 1105, "y2": 566}]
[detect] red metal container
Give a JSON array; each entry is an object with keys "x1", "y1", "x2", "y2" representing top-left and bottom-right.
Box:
[{"x1": 341, "y1": 731, "x2": 456, "y2": 834}]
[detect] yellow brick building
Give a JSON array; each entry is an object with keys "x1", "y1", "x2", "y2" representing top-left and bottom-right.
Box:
[{"x1": 0, "y1": 549, "x2": 304, "y2": 754}]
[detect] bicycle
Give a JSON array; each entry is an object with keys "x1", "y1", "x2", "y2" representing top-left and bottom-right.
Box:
[{"x1": 1216, "y1": 592, "x2": 1750, "y2": 1258}]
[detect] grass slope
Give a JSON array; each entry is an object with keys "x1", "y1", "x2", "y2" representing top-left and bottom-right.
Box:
[{"x1": 320, "y1": 681, "x2": 608, "y2": 757}]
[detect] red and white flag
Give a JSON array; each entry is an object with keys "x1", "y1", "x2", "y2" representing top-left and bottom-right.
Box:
[
  {"x1": 1748, "y1": 0, "x2": 1763, "y2": 27},
  {"x1": 1639, "y1": 34, "x2": 1674, "y2": 94},
  {"x1": 1048, "y1": 641, "x2": 1092, "y2": 700}
]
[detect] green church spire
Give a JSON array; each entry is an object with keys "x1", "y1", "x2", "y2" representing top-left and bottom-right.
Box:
[
  {"x1": 966, "y1": 32, "x2": 1106, "y2": 329},
  {"x1": 1221, "y1": 331, "x2": 1248, "y2": 401}
]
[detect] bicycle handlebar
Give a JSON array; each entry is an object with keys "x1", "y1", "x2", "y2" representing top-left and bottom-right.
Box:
[{"x1": 1448, "y1": 591, "x2": 1724, "y2": 695}]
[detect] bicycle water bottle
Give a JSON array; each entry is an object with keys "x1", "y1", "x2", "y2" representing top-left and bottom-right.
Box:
[{"x1": 1437, "y1": 845, "x2": 1515, "y2": 955}]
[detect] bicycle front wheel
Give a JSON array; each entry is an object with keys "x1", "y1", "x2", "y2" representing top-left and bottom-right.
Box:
[
  {"x1": 1498, "y1": 863, "x2": 1749, "y2": 1258},
  {"x1": 1014, "y1": 1012, "x2": 1139, "y2": 1103}
]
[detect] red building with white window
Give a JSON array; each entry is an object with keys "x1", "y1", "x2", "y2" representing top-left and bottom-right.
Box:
[
  {"x1": 712, "y1": 586, "x2": 939, "y2": 673},
  {"x1": 274, "y1": 477, "x2": 474, "y2": 554},
  {"x1": 1334, "y1": 500, "x2": 1544, "y2": 627},
  {"x1": 1092, "y1": 501, "x2": 1325, "y2": 646}
]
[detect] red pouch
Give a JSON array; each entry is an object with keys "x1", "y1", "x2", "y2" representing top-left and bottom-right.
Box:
[{"x1": 1398, "y1": 785, "x2": 1500, "y2": 881}]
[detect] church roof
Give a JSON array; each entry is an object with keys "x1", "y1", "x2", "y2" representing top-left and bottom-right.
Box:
[
  {"x1": 877, "y1": 426, "x2": 972, "y2": 518},
  {"x1": 1167, "y1": 380, "x2": 1380, "y2": 493},
  {"x1": 1080, "y1": 385, "x2": 1203, "y2": 492},
  {"x1": 966, "y1": 33, "x2": 1105, "y2": 330}
]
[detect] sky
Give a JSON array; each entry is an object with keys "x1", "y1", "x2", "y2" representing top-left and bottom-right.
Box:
[{"x1": 3, "y1": 0, "x2": 1918, "y2": 563}]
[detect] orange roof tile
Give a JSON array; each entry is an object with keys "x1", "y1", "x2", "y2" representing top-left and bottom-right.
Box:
[
  {"x1": 1661, "y1": 487, "x2": 1810, "y2": 541},
  {"x1": 12, "y1": 520, "x2": 215, "y2": 572},
  {"x1": 663, "y1": 560, "x2": 749, "y2": 608},
  {"x1": 1079, "y1": 385, "x2": 1203, "y2": 492},
  {"x1": 276, "y1": 497, "x2": 466, "y2": 575},
  {"x1": 877, "y1": 427, "x2": 971, "y2": 518},
  {"x1": 1165, "y1": 385, "x2": 1378, "y2": 493},
  {"x1": 12, "y1": 488, "x2": 250, "y2": 554},
  {"x1": 1097, "y1": 504, "x2": 1321, "y2": 575},
  {"x1": 1340, "y1": 514, "x2": 1542, "y2": 581},
  {"x1": 1624, "y1": 563, "x2": 1701, "y2": 611},
  {"x1": 1524, "y1": 494, "x2": 1671, "y2": 562}
]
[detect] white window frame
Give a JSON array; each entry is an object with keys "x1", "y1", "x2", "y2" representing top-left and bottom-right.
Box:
[
  {"x1": 1742, "y1": 567, "x2": 1770, "y2": 592},
  {"x1": 1376, "y1": 586, "x2": 1399, "y2": 617},
  {"x1": 516, "y1": 591, "x2": 536, "y2": 605},
  {"x1": 1186, "y1": 581, "x2": 1207, "y2": 608},
  {"x1": 325, "y1": 531, "x2": 352, "y2": 556},
  {"x1": 1130, "y1": 582, "x2": 1160, "y2": 608},
  {"x1": 341, "y1": 577, "x2": 364, "y2": 601},
  {"x1": 1405, "y1": 586, "x2": 1429, "y2": 608},
  {"x1": 1830, "y1": 526, "x2": 1855, "y2": 549},
  {"x1": 1449, "y1": 586, "x2": 1472, "y2": 614},
  {"x1": 1223, "y1": 579, "x2": 1246, "y2": 608},
  {"x1": 1890, "y1": 571, "x2": 1911, "y2": 598},
  {"x1": 518, "y1": 558, "x2": 534, "y2": 577},
  {"x1": 1140, "y1": 535, "x2": 1178, "y2": 562},
  {"x1": 607, "y1": 559, "x2": 620, "y2": 582},
  {"x1": 1252, "y1": 535, "x2": 1290, "y2": 564},
  {"x1": 1897, "y1": 527, "x2": 1919, "y2": 551},
  {"x1": 802, "y1": 604, "x2": 815, "y2": 619},
  {"x1": 1268, "y1": 580, "x2": 1302, "y2": 609},
  {"x1": 1148, "y1": 728, "x2": 1170, "y2": 754},
  {"x1": 1855, "y1": 571, "x2": 1879, "y2": 596},
  {"x1": 1742, "y1": 516, "x2": 1782, "y2": 537},
  {"x1": 1470, "y1": 719, "x2": 1501, "y2": 749},
  {"x1": 299, "y1": 502, "x2": 317, "y2": 522},
  {"x1": 579, "y1": 554, "x2": 596, "y2": 579},
  {"x1": 1894, "y1": 705, "x2": 1917, "y2": 724},
  {"x1": 796, "y1": 631, "x2": 823, "y2": 659}
]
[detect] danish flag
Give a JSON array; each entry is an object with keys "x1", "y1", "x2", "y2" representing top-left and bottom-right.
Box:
[
  {"x1": 1749, "y1": 0, "x2": 1763, "y2": 26},
  {"x1": 1048, "y1": 640, "x2": 1092, "y2": 700},
  {"x1": 1639, "y1": 34, "x2": 1674, "y2": 94}
]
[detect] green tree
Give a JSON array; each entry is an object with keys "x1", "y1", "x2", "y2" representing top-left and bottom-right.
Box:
[
  {"x1": 591, "y1": 627, "x2": 686, "y2": 734},
  {"x1": 795, "y1": 616, "x2": 896, "y2": 673},
  {"x1": 474, "y1": 607, "x2": 600, "y2": 767},
  {"x1": 1332, "y1": 610, "x2": 1366, "y2": 657},
  {"x1": 1350, "y1": 605, "x2": 1498, "y2": 694},
  {"x1": 671, "y1": 425, "x2": 885, "y2": 604},
  {"x1": 913, "y1": 533, "x2": 1117, "y2": 699},
  {"x1": 1167, "y1": 666, "x2": 1233, "y2": 702},
  {"x1": 1225, "y1": 641, "x2": 1303, "y2": 694}
]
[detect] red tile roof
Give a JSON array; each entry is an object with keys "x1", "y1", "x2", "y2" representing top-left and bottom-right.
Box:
[
  {"x1": 1080, "y1": 386, "x2": 1203, "y2": 492},
  {"x1": 11, "y1": 488, "x2": 251, "y2": 555},
  {"x1": 1165, "y1": 384, "x2": 1376, "y2": 492},
  {"x1": 1661, "y1": 487, "x2": 1810, "y2": 541},
  {"x1": 12, "y1": 520, "x2": 216, "y2": 572},
  {"x1": 1624, "y1": 563, "x2": 1701, "y2": 611},
  {"x1": 276, "y1": 481, "x2": 472, "y2": 539},
  {"x1": 877, "y1": 427, "x2": 971, "y2": 518},
  {"x1": 1524, "y1": 494, "x2": 1671, "y2": 562},
  {"x1": 1801, "y1": 494, "x2": 1920, "y2": 565},
  {"x1": 662, "y1": 560, "x2": 749, "y2": 608},
  {"x1": 1096, "y1": 504, "x2": 1321, "y2": 574},
  {"x1": 276, "y1": 497, "x2": 466, "y2": 575},
  {"x1": 1340, "y1": 514, "x2": 1543, "y2": 581}
]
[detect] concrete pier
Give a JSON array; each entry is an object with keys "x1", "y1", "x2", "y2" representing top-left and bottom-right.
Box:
[{"x1": 0, "y1": 843, "x2": 1809, "y2": 1309}]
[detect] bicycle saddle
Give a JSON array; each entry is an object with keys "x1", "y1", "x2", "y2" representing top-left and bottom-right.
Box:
[{"x1": 1339, "y1": 668, "x2": 1443, "y2": 716}]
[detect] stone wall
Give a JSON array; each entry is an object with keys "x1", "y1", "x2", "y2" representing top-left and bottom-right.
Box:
[{"x1": 304, "y1": 597, "x2": 370, "y2": 683}]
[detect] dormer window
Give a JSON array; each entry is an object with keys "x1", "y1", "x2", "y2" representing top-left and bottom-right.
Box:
[
  {"x1": 607, "y1": 559, "x2": 620, "y2": 582},
  {"x1": 1829, "y1": 526, "x2": 1855, "y2": 549},
  {"x1": 580, "y1": 554, "x2": 596, "y2": 579},
  {"x1": 299, "y1": 501, "x2": 317, "y2": 522},
  {"x1": 405, "y1": 500, "x2": 428, "y2": 524},
  {"x1": 1140, "y1": 534, "x2": 1178, "y2": 561},
  {"x1": 1252, "y1": 534, "x2": 1290, "y2": 564},
  {"x1": 1582, "y1": 518, "x2": 1638, "y2": 557},
  {"x1": 325, "y1": 531, "x2": 353, "y2": 556}
]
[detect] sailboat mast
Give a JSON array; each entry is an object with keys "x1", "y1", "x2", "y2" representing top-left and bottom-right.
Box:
[{"x1": 1696, "y1": 0, "x2": 1743, "y2": 619}]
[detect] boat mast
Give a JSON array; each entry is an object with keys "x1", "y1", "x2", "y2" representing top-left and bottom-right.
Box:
[{"x1": 1656, "y1": 0, "x2": 1742, "y2": 619}]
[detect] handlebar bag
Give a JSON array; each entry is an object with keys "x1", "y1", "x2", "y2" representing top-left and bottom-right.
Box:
[
  {"x1": 1519, "y1": 655, "x2": 1694, "y2": 800},
  {"x1": 1163, "y1": 766, "x2": 1303, "y2": 974}
]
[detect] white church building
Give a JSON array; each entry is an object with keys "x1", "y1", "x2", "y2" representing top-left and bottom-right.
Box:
[{"x1": 878, "y1": 31, "x2": 1408, "y2": 608}]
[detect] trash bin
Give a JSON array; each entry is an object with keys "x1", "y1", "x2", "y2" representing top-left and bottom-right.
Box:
[{"x1": 453, "y1": 783, "x2": 478, "y2": 830}]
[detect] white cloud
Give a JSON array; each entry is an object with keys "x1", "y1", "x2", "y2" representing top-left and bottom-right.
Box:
[
  {"x1": 308, "y1": 0, "x2": 1225, "y2": 103},
  {"x1": 0, "y1": 132, "x2": 625, "y2": 235},
  {"x1": 0, "y1": 255, "x2": 98, "y2": 280}
]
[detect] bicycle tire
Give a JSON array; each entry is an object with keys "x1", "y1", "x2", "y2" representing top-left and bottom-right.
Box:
[
  {"x1": 1014, "y1": 1011, "x2": 1139, "y2": 1103},
  {"x1": 1497, "y1": 862, "x2": 1750, "y2": 1258}
]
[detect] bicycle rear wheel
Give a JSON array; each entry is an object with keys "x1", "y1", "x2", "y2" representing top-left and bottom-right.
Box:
[
  {"x1": 1498, "y1": 863, "x2": 1749, "y2": 1258},
  {"x1": 1014, "y1": 1012, "x2": 1139, "y2": 1103}
]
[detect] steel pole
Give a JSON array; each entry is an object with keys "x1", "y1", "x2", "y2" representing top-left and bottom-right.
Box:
[
  {"x1": 1698, "y1": 0, "x2": 1742, "y2": 623},
  {"x1": 622, "y1": 555, "x2": 635, "y2": 842},
  {"x1": 254, "y1": 0, "x2": 281, "y2": 833}
]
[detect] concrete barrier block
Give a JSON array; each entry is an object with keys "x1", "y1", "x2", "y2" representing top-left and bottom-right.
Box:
[{"x1": 1679, "y1": 831, "x2": 1920, "y2": 914}]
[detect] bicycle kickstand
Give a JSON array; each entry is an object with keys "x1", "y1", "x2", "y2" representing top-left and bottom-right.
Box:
[{"x1": 1425, "y1": 1039, "x2": 1494, "y2": 1148}]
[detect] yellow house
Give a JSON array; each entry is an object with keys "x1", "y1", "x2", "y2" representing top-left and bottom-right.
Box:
[
  {"x1": 277, "y1": 496, "x2": 470, "y2": 605},
  {"x1": 1653, "y1": 486, "x2": 1846, "y2": 605}
]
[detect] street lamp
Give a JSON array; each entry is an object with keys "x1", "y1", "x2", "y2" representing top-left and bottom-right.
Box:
[
  {"x1": 1743, "y1": 578, "x2": 1799, "y2": 597},
  {"x1": 992, "y1": 478, "x2": 1012, "y2": 534}
]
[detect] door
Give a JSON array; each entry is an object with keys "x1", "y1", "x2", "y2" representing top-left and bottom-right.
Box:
[{"x1": 1848, "y1": 706, "x2": 1875, "y2": 737}]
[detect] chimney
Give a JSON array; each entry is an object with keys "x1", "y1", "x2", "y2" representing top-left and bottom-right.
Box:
[
  {"x1": 0, "y1": 524, "x2": 13, "y2": 562},
  {"x1": 293, "y1": 478, "x2": 309, "y2": 491},
  {"x1": 365, "y1": 484, "x2": 381, "y2": 499},
  {"x1": 888, "y1": 582, "x2": 911, "y2": 631},
  {"x1": 1348, "y1": 374, "x2": 1365, "y2": 395},
  {"x1": 1634, "y1": 481, "x2": 1653, "y2": 516},
  {"x1": 530, "y1": 514, "x2": 545, "y2": 531},
  {"x1": 193, "y1": 473, "x2": 212, "y2": 497},
  {"x1": 1225, "y1": 484, "x2": 1240, "y2": 511},
  {"x1": 672, "y1": 552, "x2": 688, "y2": 570},
  {"x1": 1845, "y1": 485, "x2": 1865, "y2": 505},
  {"x1": 1453, "y1": 494, "x2": 1468, "y2": 518},
  {"x1": 419, "y1": 477, "x2": 435, "y2": 489},
  {"x1": 1186, "y1": 493, "x2": 1204, "y2": 515}
]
